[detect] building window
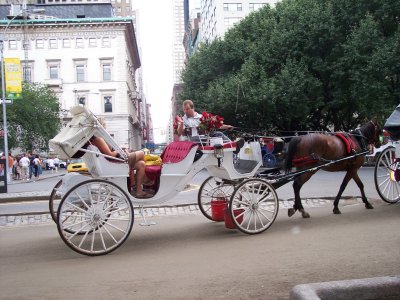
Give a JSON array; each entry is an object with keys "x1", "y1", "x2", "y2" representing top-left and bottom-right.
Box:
[
  {"x1": 249, "y1": 3, "x2": 266, "y2": 11},
  {"x1": 62, "y1": 39, "x2": 71, "y2": 48},
  {"x1": 8, "y1": 40, "x2": 17, "y2": 50},
  {"x1": 223, "y1": 3, "x2": 242, "y2": 11},
  {"x1": 23, "y1": 66, "x2": 32, "y2": 83},
  {"x1": 78, "y1": 96, "x2": 86, "y2": 106},
  {"x1": 104, "y1": 96, "x2": 112, "y2": 113},
  {"x1": 76, "y1": 65, "x2": 86, "y2": 82},
  {"x1": 102, "y1": 64, "x2": 111, "y2": 81},
  {"x1": 49, "y1": 39, "x2": 57, "y2": 49},
  {"x1": 36, "y1": 39, "x2": 44, "y2": 48},
  {"x1": 89, "y1": 38, "x2": 97, "y2": 47},
  {"x1": 49, "y1": 65, "x2": 59, "y2": 79},
  {"x1": 76, "y1": 38, "x2": 84, "y2": 48},
  {"x1": 102, "y1": 37, "x2": 110, "y2": 47},
  {"x1": 224, "y1": 17, "x2": 242, "y2": 28}
]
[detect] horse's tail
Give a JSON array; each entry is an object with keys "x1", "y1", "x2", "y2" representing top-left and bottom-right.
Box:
[{"x1": 284, "y1": 137, "x2": 301, "y2": 173}]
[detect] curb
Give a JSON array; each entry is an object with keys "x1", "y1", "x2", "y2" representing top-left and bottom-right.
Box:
[{"x1": 289, "y1": 275, "x2": 400, "y2": 300}]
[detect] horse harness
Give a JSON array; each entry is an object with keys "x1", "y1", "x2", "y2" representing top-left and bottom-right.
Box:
[{"x1": 292, "y1": 125, "x2": 375, "y2": 168}]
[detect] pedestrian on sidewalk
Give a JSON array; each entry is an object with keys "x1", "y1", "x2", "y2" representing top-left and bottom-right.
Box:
[
  {"x1": 13, "y1": 156, "x2": 21, "y2": 180},
  {"x1": 33, "y1": 155, "x2": 41, "y2": 180},
  {"x1": 47, "y1": 157, "x2": 55, "y2": 173},
  {"x1": 54, "y1": 156, "x2": 60, "y2": 172},
  {"x1": 28, "y1": 153, "x2": 35, "y2": 180},
  {"x1": 7, "y1": 153, "x2": 14, "y2": 183},
  {"x1": 19, "y1": 154, "x2": 30, "y2": 181}
]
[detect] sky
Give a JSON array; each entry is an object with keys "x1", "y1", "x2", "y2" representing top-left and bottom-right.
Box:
[{"x1": 132, "y1": 0, "x2": 174, "y2": 144}]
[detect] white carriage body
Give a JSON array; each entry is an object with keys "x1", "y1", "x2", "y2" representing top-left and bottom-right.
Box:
[{"x1": 50, "y1": 106, "x2": 262, "y2": 206}]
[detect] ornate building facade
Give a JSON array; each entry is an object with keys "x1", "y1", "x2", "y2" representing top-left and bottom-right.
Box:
[{"x1": 1, "y1": 17, "x2": 143, "y2": 150}]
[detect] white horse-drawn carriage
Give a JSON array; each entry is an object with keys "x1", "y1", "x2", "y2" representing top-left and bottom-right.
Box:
[{"x1": 50, "y1": 106, "x2": 279, "y2": 256}]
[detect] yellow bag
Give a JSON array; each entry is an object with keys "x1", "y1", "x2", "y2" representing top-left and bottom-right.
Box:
[{"x1": 144, "y1": 154, "x2": 162, "y2": 166}]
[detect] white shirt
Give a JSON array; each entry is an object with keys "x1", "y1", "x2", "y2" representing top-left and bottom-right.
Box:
[
  {"x1": 183, "y1": 112, "x2": 202, "y2": 137},
  {"x1": 47, "y1": 158, "x2": 55, "y2": 167},
  {"x1": 19, "y1": 157, "x2": 30, "y2": 167}
]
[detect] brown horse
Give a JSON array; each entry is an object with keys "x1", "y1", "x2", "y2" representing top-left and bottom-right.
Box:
[{"x1": 284, "y1": 121, "x2": 382, "y2": 218}]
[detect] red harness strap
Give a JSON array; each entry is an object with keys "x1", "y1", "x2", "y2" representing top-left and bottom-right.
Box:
[
  {"x1": 292, "y1": 155, "x2": 320, "y2": 168},
  {"x1": 335, "y1": 132, "x2": 357, "y2": 154}
]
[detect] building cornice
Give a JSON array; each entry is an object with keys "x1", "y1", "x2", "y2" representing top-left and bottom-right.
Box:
[{"x1": 0, "y1": 17, "x2": 141, "y2": 70}]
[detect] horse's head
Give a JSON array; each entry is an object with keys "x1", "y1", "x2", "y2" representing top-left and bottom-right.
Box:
[{"x1": 361, "y1": 120, "x2": 382, "y2": 148}]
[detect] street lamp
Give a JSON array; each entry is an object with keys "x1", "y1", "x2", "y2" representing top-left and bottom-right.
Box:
[{"x1": 1, "y1": 8, "x2": 45, "y2": 182}]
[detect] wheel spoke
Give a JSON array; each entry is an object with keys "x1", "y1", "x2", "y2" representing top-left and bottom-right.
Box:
[
  {"x1": 78, "y1": 229, "x2": 91, "y2": 248},
  {"x1": 102, "y1": 220, "x2": 127, "y2": 234}
]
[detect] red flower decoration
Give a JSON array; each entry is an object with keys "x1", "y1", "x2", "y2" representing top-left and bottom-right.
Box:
[{"x1": 199, "y1": 111, "x2": 224, "y2": 133}]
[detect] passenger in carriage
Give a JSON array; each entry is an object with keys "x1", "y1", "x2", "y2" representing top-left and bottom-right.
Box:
[
  {"x1": 90, "y1": 119, "x2": 152, "y2": 199},
  {"x1": 176, "y1": 99, "x2": 233, "y2": 141}
]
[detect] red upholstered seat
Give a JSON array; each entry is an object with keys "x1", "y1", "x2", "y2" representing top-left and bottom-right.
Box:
[{"x1": 145, "y1": 141, "x2": 197, "y2": 191}]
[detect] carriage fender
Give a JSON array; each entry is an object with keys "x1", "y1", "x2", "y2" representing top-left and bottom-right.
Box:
[{"x1": 59, "y1": 172, "x2": 90, "y2": 194}]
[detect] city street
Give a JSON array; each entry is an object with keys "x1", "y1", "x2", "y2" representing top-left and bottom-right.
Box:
[
  {"x1": 0, "y1": 197, "x2": 399, "y2": 299},
  {"x1": 0, "y1": 167, "x2": 399, "y2": 299}
]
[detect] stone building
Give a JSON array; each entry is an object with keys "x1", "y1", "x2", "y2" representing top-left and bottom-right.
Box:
[{"x1": 0, "y1": 4, "x2": 145, "y2": 150}]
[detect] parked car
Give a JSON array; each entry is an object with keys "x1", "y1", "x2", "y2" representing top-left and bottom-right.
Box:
[
  {"x1": 67, "y1": 158, "x2": 89, "y2": 173},
  {"x1": 365, "y1": 141, "x2": 394, "y2": 165},
  {"x1": 42, "y1": 159, "x2": 67, "y2": 170}
]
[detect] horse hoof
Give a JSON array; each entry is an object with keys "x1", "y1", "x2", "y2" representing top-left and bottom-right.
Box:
[
  {"x1": 299, "y1": 209, "x2": 310, "y2": 218},
  {"x1": 365, "y1": 203, "x2": 374, "y2": 209},
  {"x1": 333, "y1": 208, "x2": 341, "y2": 214},
  {"x1": 288, "y1": 208, "x2": 295, "y2": 217}
]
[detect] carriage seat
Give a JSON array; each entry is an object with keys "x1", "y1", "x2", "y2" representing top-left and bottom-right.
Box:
[
  {"x1": 83, "y1": 145, "x2": 129, "y2": 178},
  {"x1": 145, "y1": 141, "x2": 197, "y2": 189}
]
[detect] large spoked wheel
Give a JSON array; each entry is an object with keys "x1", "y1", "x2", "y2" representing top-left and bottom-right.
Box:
[
  {"x1": 198, "y1": 176, "x2": 237, "y2": 220},
  {"x1": 49, "y1": 179, "x2": 63, "y2": 223},
  {"x1": 229, "y1": 178, "x2": 279, "y2": 235},
  {"x1": 57, "y1": 179, "x2": 134, "y2": 256},
  {"x1": 374, "y1": 147, "x2": 400, "y2": 203}
]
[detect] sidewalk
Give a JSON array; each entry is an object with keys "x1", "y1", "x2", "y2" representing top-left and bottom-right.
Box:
[
  {"x1": 9, "y1": 168, "x2": 67, "y2": 185},
  {"x1": 0, "y1": 169, "x2": 67, "y2": 203}
]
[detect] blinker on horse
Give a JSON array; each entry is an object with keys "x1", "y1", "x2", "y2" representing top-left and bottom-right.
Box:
[{"x1": 284, "y1": 121, "x2": 382, "y2": 218}]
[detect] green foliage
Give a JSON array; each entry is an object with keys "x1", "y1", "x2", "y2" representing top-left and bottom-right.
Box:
[
  {"x1": 1, "y1": 83, "x2": 61, "y2": 151},
  {"x1": 181, "y1": 0, "x2": 400, "y2": 132}
]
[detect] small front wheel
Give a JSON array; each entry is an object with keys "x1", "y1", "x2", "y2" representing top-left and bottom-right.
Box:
[
  {"x1": 57, "y1": 179, "x2": 134, "y2": 256},
  {"x1": 229, "y1": 178, "x2": 279, "y2": 235},
  {"x1": 198, "y1": 176, "x2": 237, "y2": 220},
  {"x1": 374, "y1": 146, "x2": 400, "y2": 203}
]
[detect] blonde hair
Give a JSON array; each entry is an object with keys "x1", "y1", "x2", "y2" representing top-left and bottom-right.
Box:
[{"x1": 182, "y1": 99, "x2": 194, "y2": 109}]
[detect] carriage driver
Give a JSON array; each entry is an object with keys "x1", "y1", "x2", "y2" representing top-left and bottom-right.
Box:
[{"x1": 176, "y1": 99, "x2": 234, "y2": 141}]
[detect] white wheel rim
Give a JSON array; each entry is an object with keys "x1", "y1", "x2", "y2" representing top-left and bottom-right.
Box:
[
  {"x1": 231, "y1": 179, "x2": 278, "y2": 234},
  {"x1": 58, "y1": 181, "x2": 133, "y2": 255},
  {"x1": 376, "y1": 149, "x2": 400, "y2": 202}
]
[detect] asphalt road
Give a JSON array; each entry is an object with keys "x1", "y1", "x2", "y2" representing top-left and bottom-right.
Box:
[{"x1": 0, "y1": 197, "x2": 399, "y2": 300}]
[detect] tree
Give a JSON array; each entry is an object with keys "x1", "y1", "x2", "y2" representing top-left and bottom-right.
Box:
[
  {"x1": 1, "y1": 83, "x2": 61, "y2": 152},
  {"x1": 181, "y1": 0, "x2": 400, "y2": 132}
]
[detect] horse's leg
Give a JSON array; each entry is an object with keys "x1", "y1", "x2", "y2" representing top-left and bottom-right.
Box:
[
  {"x1": 352, "y1": 172, "x2": 374, "y2": 210},
  {"x1": 288, "y1": 173, "x2": 314, "y2": 218},
  {"x1": 333, "y1": 171, "x2": 353, "y2": 214}
]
